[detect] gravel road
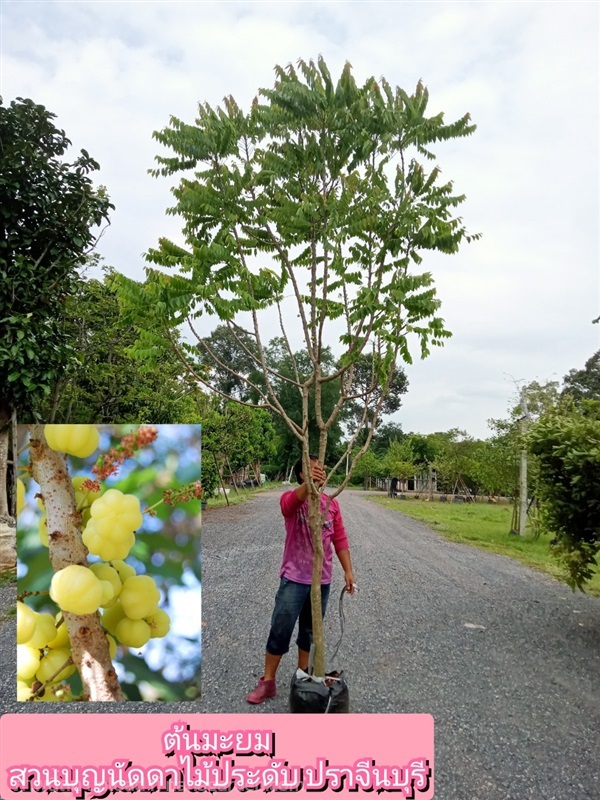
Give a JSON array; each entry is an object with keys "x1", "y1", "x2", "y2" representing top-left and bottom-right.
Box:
[
  {"x1": 1, "y1": 487, "x2": 599, "y2": 799},
  {"x1": 200, "y1": 488, "x2": 600, "y2": 799}
]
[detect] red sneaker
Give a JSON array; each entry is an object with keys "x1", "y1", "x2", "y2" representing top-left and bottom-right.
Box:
[{"x1": 247, "y1": 677, "x2": 276, "y2": 704}]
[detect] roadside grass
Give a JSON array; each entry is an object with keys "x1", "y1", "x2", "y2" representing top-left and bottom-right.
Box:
[
  {"x1": 0, "y1": 570, "x2": 16, "y2": 624},
  {"x1": 368, "y1": 495, "x2": 600, "y2": 598},
  {"x1": 205, "y1": 481, "x2": 282, "y2": 509},
  {"x1": 0, "y1": 570, "x2": 16, "y2": 587}
]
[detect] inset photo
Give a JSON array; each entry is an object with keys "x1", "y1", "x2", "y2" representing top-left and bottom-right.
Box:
[{"x1": 16, "y1": 424, "x2": 201, "y2": 703}]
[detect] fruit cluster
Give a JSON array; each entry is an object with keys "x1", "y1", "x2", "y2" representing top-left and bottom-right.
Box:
[
  {"x1": 82, "y1": 488, "x2": 143, "y2": 561},
  {"x1": 17, "y1": 559, "x2": 170, "y2": 701},
  {"x1": 17, "y1": 425, "x2": 172, "y2": 702},
  {"x1": 17, "y1": 601, "x2": 77, "y2": 702}
]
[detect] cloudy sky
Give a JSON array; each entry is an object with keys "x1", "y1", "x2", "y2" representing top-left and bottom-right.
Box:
[{"x1": 3, "y1": 1, "x2": 598, "y2": 438}]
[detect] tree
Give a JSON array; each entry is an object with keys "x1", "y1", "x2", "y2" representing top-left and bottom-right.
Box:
[
  {"x1": 199, "y1": 324, "x2": 260, "y2": 402},
  {"x1": 0, "y1": 97, "x2": 113, "y2": 419},
  {"x1": 381, "y1": 439, "x2": 416, "y2": 486},
  {"x1": 118, "y1": 58, "x2": 479, "y2": 679},
  {"x1": 35, "y1": 270, "x2": 200, "y2": 424},
  {"x1": 528, "y1": 399, "x2": 600, "y2": 590},
  {"x1": 344, "y1": 353, "x2": 409, "y2": 434},
  {"x1": 428, "y1": 429, "x2": 475, "y2": 494},
  {"x1": 468, "y1": 435, "x2": 518, "y2": 499},
  {"x1": 201, "y1": 399, "x2": 277, "y2": 499},
  {"x1": 562, "y1": 350, "x2": 600, "y2": 401},
  {"x1": 352, "y1": 449, "x2": 384, "y2": 489},
  {"x1": 369, "y1": 422, "x2": 406, "y2": 456},
  {"x1": 258, "y1": 340, "x2": 345, "y2": 474},
  {"x1": 0, "y1": 97, "x2": 112, "y2": 571}
]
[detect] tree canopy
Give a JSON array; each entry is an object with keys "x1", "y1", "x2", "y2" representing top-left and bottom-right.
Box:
[
  {"x1": 0, "y1": 97, "x2": 113, "y2": 419},
  {"x1": 118, "y1": 57, "x2": 479, "y2": 483},
  {"x1": 562, "y1": 350, "x2": 600, "y2": 402},
  {"x1": 35, "y1": 270, "x2": 200, "y2": 424},
  {"x1": 117, "y1": 57, "x2": 480, "y2": 676},
  {"x1": 528, "y1": 399, "x2": 600, "y2": 590}
]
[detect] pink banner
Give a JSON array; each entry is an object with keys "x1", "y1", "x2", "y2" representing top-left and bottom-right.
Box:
[{"x1": 0, "y1": 713, "x2": 434, "y2": 797}]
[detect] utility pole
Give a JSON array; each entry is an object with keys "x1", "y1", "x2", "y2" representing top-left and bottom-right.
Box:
[{"x1": 519, "y1": 386, "x2": 529, "y2": 536}]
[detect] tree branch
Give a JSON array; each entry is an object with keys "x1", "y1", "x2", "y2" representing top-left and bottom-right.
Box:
[{"x1": 27, "y1": 425, "x2": 123, "y2": 701}]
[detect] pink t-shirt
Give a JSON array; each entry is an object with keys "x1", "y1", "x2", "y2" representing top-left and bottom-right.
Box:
[{"x1": 279, "y1": 489, "x2": 349, "y2": 585}]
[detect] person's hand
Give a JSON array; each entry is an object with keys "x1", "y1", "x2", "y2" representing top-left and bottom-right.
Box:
[
  {"x1": 310, "y1": 463, "x2": 326, "y2": 487},
  {"x1": 344, "y1": 571, "x2": 357, "y2": 595}
]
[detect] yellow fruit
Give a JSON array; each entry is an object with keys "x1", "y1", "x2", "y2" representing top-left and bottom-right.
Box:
[
  {"x1": 98, "y1": 580, "x2": 115, "y2": 606},
  {"x1": 17, "y1": 680, "x2": 33, "y2": 702},
  {"x1": 89, "y1": 563, "x2": 122, "y2": 606},
  {"x1": 16, "y1": 602, "x2": 36, "y2": 645},
  {"x1": 101, "y1": 601, "x2": 126, "y2": 636},
  {"x1": 50, "y1": 565, "x2": 103, "y2": 615},
  {"x1": 145, "y1": 609, "x2": 171, "y2": 639},
  {"x1": 106, "y1": 634, "x2": 117, "y2": 660},
  {"x1": 47, "y1": 615, "x2": 70, "y2": 649},
  {"x1": 110, "y1": 560, "x2": 136, "y2": 583},
  {"x1": 82, "y1": 519, "x2": 135, "y2": 561},
  {"x1": 90, "y1": 489, "x2": 143, "y2": 534},
  {"x1": 115, "y1": 618, "x2": 151, "y2": 648},
  {"x1": 17, "y1": 645, "x2": 41, "y2": 681},
  {"x1": 119, "y1": 575, "x2": 160, "y2": 620},
  {"x1": 36, "y1": 648, "x2": 75, "y2": 684},
  {"x1": 71, "y1": 476, "x2": 101, "y2": 525},
  {"x1": 44, "y1": 425, "x2": 99, "y2": 459},
  {"x1": 27, "y1": 612, "x2": 58, "y2": 649}
]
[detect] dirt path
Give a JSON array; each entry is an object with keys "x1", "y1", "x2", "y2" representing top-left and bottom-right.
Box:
[{"x1": 200, "y1": 488, "x2": 600, "y2": 799}]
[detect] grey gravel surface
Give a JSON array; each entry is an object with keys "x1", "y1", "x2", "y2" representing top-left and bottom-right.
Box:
[
  {"x1": 199, "y1": 489, "x2": 600, "y2": 799},
  {"x1": 1, "y1": 487, "x2": 599, "y2": 800}
]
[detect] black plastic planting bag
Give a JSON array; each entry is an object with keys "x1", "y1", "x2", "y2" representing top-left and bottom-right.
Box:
[{"x1": 289, "y1": 670, "x2": 350, "y2": 714}]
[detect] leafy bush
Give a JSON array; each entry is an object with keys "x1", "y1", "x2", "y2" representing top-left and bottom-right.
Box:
[{"x1": 528, "y1": 400, "x2": 600, "y2": 589}]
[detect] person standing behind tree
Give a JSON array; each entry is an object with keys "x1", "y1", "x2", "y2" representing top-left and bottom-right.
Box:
[{"x1": 247, "y1": 455, "x2": 356, "y2": 704}]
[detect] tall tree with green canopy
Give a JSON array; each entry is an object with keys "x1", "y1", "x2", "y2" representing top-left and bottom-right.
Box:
[
  {"x1": 259, "y1": 340, "x2": 345, "y2": 475},
  {"x1": 562, "y1": 350, "x2": 600, "y2": 402},
  {"x1": 34, "y1": 269, "x2": 201, "y2": 425},
  {"x1": 117, "y1": 57, "x2": 480, "y2": 678},
  {"x1": 0, "y1": 97, "x2": 112, "y2": 570},
  {"x1": 528, "y1": 398, "x2": 600, "y2": 590}
]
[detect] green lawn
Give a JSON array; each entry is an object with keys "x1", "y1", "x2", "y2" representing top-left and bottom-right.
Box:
[
  {"x1": 205, "y1": 481, "x2": 281, "y2": 509},
  {"x1": 368, "y1": 495, "x2": 600, "y2": 598}
]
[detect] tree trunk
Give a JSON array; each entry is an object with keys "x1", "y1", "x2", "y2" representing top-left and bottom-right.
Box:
[
  {"x1": 28, "y1": 425, "x2": 124, "y2": 701},
  {"x1": 308, "y1": 489, "x2": 325, "y2": 677},
  {"x1": 0, "y1": 403, "x2": 16, "y2": 571}
]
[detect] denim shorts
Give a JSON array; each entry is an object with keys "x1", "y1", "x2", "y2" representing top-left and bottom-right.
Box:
[{"x1": 266, "y1": 577, "x2": 331, "y2": 655}]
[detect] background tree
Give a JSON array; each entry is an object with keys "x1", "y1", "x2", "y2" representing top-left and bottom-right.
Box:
[
  {"x1": 199, "y1": 324, "x2": 260, "y2": 402},
  {"x1": 0, "y1": 97, "x2": 113, "y2": 420},
  {"x1": 344, "y1": 353, "x2": 409, "y2": 434},
  {"x1": 381, "y1": 438, "x2": 416, "y2": 487},
  {"x1": 368, "y1": 421, "x2": 406, "y2": 456},
  {"x1": 0, "y1": 97, "x2": 112, "y2": 571},
  {"x1": 258, "y1": 341, "x2": 345, "y2": 475},
  {"x1": 118, "y1": 58, "x2": 479, "y2": 678},
  {"x1": 428, "y1": 428, "x2": 476, "y2": 494},
  {"x1": 527, "y1": 398, "x2": 600, "y2": 590},
  {"x1": 201, "y1": 399, "x2": 277, "y2": 498},
  {"x1": 562, "y1": 350, "x2": 600, "y2": 401},
  {"x1": 468, "y1": 434, "x2": 518, "y2": 499},
  {"x1": 35, "y1": 269, "x2": 201, "y2": 424}
]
